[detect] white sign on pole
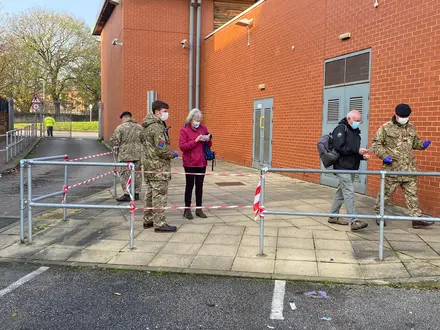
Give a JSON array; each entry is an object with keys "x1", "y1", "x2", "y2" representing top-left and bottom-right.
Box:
[{"x1": 32, "y1": 103, "x2": 40, "y2": 111}]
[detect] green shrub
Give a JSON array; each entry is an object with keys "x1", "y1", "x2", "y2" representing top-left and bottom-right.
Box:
[{"x1": 15, "y1": 121, "x2": 98, "y2": 132}]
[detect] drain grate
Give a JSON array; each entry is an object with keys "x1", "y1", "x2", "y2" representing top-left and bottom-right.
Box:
[{"x1": 215, "y1": 182, "x2": 245, "y2": 187}]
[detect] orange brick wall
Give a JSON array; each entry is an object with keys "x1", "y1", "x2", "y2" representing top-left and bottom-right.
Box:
[
  {"x1": 201, "y1": 0, "x2": 440, "y2": 216},
  {"x1": 120, "y1": 0, "x2": 214, "y2": 149},
  {"x1": 100, "y1": 2, "x2": 124, "y2": 141}
]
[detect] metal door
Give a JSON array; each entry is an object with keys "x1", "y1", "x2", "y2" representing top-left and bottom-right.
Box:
[
  {"x1": 320, "y1": 84, "x2": 370, "y2": 193},
  {"x1": 345, "y1": 83, "x2": 370, "y2": 194},
  {"x1": 252, "y1": 98, "x2": 273, "y2": 168}
]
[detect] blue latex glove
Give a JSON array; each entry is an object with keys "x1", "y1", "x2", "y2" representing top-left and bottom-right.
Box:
[
  {"x1": 383, "y1": 156, "x2": 392, "y2": 164},
  {"x1": 171, "y1": 151, "x2": 179, "y2": 159},
  {"x1": 423, "y1": 140, "x2": 431, "y2": 149}
]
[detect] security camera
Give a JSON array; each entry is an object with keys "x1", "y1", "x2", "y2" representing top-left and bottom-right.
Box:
[
  {"x1": 181, "y1": 39, "x2": 188, "y2": 48},
  {"x1": 112, "y1": 38, "x2": 123, "y2": 46}
]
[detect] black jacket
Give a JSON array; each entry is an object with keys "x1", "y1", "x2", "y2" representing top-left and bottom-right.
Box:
[{"x1": 332, "y1": 118, "x2": 363, "y2": 170}]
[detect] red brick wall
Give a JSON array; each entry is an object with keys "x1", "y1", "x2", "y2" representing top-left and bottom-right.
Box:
[
  {"x1": 100, "y1": 2, "x2": 124, "y2": 141},
  {"x1": 202, "y1": 0, "x2": 440, "y2": 215},
  {"x1": 120, "y1": 0, "x2": 214, "y2": 149}
]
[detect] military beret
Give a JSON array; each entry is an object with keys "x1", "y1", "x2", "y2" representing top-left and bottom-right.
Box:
[
  {"x1": 395, "y1": 104, "x2": 411, "y2": 118},
  {"x1": 119, "y1": 111, "x2": 132, "y2": 119}
]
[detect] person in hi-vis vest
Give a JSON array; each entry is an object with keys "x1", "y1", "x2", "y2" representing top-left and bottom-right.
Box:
[{"x1": 44, "y1": 115, "x2": 55, "y2": 137}]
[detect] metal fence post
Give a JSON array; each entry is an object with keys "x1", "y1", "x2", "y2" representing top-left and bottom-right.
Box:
[
  {"x1": 19, "y1": 160, "x2": 26, "y2": 243},
  {"x1": 63, "y1": 158, "x2": 69, "y2": 221},
  {"x1": 129, "y1": 162, "x2": 135, "y2": 249},
  {"x1": 5, "y1": 131, "x2": 9, "y2": 163},
  {"x1": 28, "y1": 164, "x2": 33, "y2": 244},
  {"x1": 258, "y1": 169, "x2": 266, "y2": 256},
  {"x1": 14, "y1": 130, "x2": 17, "y2": 158},
  {"x1": 379, "y1": 171, "x2": 386, "y2": 261}
]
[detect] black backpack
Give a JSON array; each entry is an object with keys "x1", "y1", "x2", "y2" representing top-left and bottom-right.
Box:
[{"x1": 317, "y1": 125, "x2": 347, "y2": 168}]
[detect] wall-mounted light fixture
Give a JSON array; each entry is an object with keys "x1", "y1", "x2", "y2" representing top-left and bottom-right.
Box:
[
  {"x1": 112, "y1": 38, "x2": 123, "y2": 46},
  {"x1": 235, "y1": 18, "x2": 254, "y2": 47},
  {"x1": 339, "y1": 32, "x2": 351, "y2": 41}
]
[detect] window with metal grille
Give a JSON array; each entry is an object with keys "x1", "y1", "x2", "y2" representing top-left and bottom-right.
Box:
[
  {"x1": 325, "y1": 51, "x2": 370, "y2": 87},
  {"x1": 327, "y1": 99, "x2": 339, "y2": 123},
  {"x1": 324, "y1": 59, "x2": 345, "y2": 86}
]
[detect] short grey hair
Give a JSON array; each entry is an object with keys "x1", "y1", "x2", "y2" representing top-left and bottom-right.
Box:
[{"x1": 186, "y1": 108, "x2": 203, "y2": 125}]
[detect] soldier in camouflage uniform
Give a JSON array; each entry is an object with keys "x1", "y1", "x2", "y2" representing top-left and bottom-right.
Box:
[
  {"x1": 110, "y1": 111, "x2": 143, "y2": 202},
  {"x1": 372, "y1": 104, "x2": 433, "y2": 229},
  {"x1": 140, "y1": 100, "x2": 179, "y2": 232}
]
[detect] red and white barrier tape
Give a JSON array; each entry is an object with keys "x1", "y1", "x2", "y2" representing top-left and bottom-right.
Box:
[
  {"x1": 137, "y1": 171, "x2": 257, "y2": 177},
  {"x1": 138, "y1": 205, "x2": 253, "y2": 211},
  {"x1": 69, "y1": 151, "x2": 113, "y2": 162},
  {"x1": 65, "y1": 170, "x2": 114, "y2": 190}
]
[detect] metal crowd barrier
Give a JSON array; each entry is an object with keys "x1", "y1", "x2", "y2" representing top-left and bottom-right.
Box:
[
  {"x1": 257, "y1": 167, "x2": 440, "y2": 260},
  {"x1": 19, "y1": 157, "x2": 134, "y2": 248},
  {"x1": 3, "y1": 124, "x2": 38, "y2": 163}
]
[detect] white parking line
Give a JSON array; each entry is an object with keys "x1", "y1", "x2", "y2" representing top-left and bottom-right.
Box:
[
  {"x1": 270, "y1": 280, "x2": 286, "y2": 320},
  {"x1": 0, "y1": 267, "x2": 49, "y2": 298}
]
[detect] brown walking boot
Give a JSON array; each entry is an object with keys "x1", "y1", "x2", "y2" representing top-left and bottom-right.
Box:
[{"x1": 328, "y1": 217, "x2": 349, "y2": 225}]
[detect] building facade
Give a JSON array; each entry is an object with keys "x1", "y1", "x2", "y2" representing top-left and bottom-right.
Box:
[{"x1": 94, "y1": 0, "x2": 440, "y2": 216}]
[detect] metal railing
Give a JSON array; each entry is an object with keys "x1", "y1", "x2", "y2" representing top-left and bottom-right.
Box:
[
  {"x1": 258, "y1": 167, "x2": 440, "y2": 260},
  {"x1": 2, "y1": 124, "x2": 38, "y2": 163},
  {"x1": 19, "y1": 157, "x2": 133, "y2": 247}
]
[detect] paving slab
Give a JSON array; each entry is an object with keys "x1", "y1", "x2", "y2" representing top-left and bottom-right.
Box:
[
  {"x1": 197, "y1": 244, "x2": 239, "y2": 257},
  {"x1": 67, "y1": 250, "x2": 117, "y2": 263},
  {"x1": 274, "y1": 260, "x2": 318, "y2": 277},
  {"x1": 190, "y1": 255, "x2": 234, "y2": 270},
  {"x1": 317, "y1": 262, "x2": 363, "y2": 279},
  {"x1": 149, "y1": 253, "x2": 194, "y2": 268},
  {"x1": 232, "y1": 257, "x2": 275, "y2": 274},
  {"x1": 107, "y1": 252, "x2": 156, "y2": 266}
]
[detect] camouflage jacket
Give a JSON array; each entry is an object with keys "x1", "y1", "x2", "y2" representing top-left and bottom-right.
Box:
[
  {"x1": 372, "y1": 116, "x2": 425, "y2": 172},
  {"x1": 140, "y1": 113, "x2": 173, "y2": 181},
  {"x1": 109, "y1": 118, "x2": 142, "y2": 161}
]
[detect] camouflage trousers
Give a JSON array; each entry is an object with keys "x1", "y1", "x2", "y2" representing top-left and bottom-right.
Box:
[
  {"x1": 374, "y1": 176, "x2": 421, "y2": 217},
  {"x1": 120, "y1": 161, "x2": 142, "y2": 194},
  {"x1": 143, "y1": 180, "x2": 169, "y2": 228}
]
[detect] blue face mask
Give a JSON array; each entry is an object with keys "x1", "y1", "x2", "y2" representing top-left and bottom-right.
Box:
[{"x1": 351, "y1": 121, "x2": 360, "y2": 130}]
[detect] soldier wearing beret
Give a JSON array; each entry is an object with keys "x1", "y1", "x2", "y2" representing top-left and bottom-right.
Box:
[{"x1": 372, "y1": 104, "x2": 433, "y2": 228}]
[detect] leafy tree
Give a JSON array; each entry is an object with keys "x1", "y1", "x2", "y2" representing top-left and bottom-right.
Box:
[{"x1": 7, "y1": 9, "x2": 100, "y2": 114}]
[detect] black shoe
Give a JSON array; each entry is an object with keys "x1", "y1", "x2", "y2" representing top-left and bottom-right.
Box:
[
  {"x1": 375, "y1": 219, "x2": 387, "y2": 227},
  {"x1": 116, "y1": 194, "x2": 131, "y2": 202},
  {"x1": 135, "y1": 193, "x2": 140, "y2": 201},
  {"x1": 195, "y1": 209, "x2": 207, "y2": 218},
  {"x1": 412, "y1": 220, "x2": 434, "y2": 229},
  {"x1": 143, "y1": 222, "x2": 153, "y2": 229},
  {"x1": 154, "y1": 224, "x2": 177, "y2": 232},
  {"x1": 183, "y1": 209, "x2": 193, "y2": 220}
]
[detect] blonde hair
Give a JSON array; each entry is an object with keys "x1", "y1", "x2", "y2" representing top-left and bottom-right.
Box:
[{"x1": 185, "y1": 108, "x2": 203, "y2": 125}]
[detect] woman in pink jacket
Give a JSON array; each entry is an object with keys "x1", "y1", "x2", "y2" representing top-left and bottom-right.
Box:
[{"x1": 179, "y1": 109, "x2": 212, "y2": 220}]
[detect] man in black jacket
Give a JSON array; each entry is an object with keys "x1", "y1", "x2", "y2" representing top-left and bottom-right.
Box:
[{"x1": 328, "y1": 110, "x2": 370, "y2": 231}]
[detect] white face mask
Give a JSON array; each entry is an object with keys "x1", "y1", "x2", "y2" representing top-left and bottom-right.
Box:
[
  {"x1": 161, "y1": 112, "x2": 169, "y2": 121},
  {"x1": 192, "y1": 121, "x2": 200, "y2": 128},
  {"x1": 397, "y1": 116, "x2": 409, "y2": 125}
]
